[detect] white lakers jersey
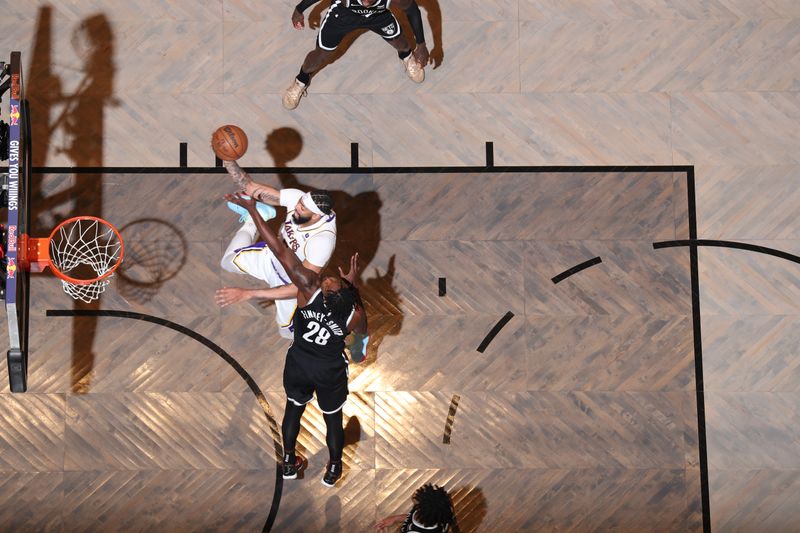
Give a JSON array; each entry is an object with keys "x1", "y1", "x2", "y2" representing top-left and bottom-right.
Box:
[{"x1": 279, "y1": 188, "x2": 337, "y2": 268}]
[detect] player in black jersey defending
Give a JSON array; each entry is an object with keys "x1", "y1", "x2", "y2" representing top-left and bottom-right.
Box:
[
  {"x1": 283, "y1": 0, "x2": 430, "y2": 109},
  {"x1": 226, "y1": 192, "x2": 368, "y2": 488}
]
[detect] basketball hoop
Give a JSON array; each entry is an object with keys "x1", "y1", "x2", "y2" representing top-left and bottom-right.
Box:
[{"x1": 20, "y1": 216, "x2": 124, "y2": 303}]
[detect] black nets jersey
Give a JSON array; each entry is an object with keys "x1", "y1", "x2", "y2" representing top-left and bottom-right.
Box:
[
  {"x1": 341, "y1": 0, "x2": 392, "y2": 18},
  {"x1": 400, "y1": 509, "x2": 450, "y2": 533},
  {"x1": 291, "y1": 288, "x2": 353, "y2": 360}
]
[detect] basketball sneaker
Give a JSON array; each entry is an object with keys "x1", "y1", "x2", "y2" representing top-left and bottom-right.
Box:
[
  {"x1": 283, "y1": 79, "x2": 308, "y2": 110},
  {"x1": 282, "y1": 454, "x2": 304, "y2": 480},
  {"x1": 402, "y1": 54, "x2": 424, "y2": 83},
  {"x1": 226, "y1": 195, "x2": 276, "y2": 223},
  {"x1": 321, "y1": 460, "x2": 342, "y2": 488}
]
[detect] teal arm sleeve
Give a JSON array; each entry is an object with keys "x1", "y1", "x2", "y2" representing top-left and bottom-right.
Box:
[{"x1": 348, "y1": 333, "x2": 369, "y2": 363}]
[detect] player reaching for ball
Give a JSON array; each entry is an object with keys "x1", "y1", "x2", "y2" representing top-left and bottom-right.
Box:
[
  {"x1": 226, "y1": 192, "x2": 368, "y2": 488},
  {"x1": 217, "y1": 159, "x2": 344, "y2": 343}
]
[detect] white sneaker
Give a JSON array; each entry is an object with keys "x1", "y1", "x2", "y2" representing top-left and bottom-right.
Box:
[
  {"x1": 283, "y1": 79, "x2": 308, "y2": 110},
  {"x1": 402, "y1": 54, "x2": 424, "y2": 83}
]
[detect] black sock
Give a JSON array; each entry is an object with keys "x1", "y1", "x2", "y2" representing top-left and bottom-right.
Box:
[
  {"x1": 323, "y1": 410, "x2": 345, "y2": 463},
  {"x1": 297, "y1": 68, "x2": 311, "y2": 85},
  {"x1": 398, "y1": 49, "x2": 411, "y2": 60},
  {"x1": 282, "y1": 400, "x2": 306, "y2": 461}
]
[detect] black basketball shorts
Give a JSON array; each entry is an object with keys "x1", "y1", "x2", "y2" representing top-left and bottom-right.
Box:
[
  {"x1": 283, "y1": 349, "x2": 349, "y2": 414},
  {"x1": 317, "y1": 6, "x2": 401, "y2": 51}
]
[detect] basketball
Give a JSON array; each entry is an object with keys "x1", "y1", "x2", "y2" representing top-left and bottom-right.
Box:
[{"x1": 211, "y1": 125, "x2": 248, "y2": 161}]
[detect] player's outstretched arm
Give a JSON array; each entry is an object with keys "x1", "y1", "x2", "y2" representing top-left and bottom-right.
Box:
[
  {"x1": 339, "y1": 253, "x2": 369, "y2": 361},
  {"x1": 292, "y1": 0, "x2": 321, "y2": 29},
  {"x1": 373, "y1": 514, "x2": 407, "y2": 531},
  {"x1": 225, "y1": 193, "x2": 317, "y2": 301},
  {"x1": 223, "y1": 160, "x2": 282, "y2": 205},
  {"x1": 339, "y1": 253, "x2": 368, "y2": 334},
  {"x1": 215, "y1": 285, "x2": 299, "y2": 307}
]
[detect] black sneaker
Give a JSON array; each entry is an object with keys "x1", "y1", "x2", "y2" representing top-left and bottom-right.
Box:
[
  {"x1": 282, "y1": 454, "x2": 304, "y2": 479},
  {"x1": 321, "y1": 461, "x2": 342, "y2": 488}
]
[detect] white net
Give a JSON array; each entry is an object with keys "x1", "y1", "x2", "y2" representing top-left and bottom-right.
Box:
[{"x1": 49, "y1": 217, "x2": 124, "y2": 303}]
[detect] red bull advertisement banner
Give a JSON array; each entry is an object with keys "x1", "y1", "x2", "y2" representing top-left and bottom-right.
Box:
[{"x1": 6, "y1": 52, "x2": 22, "y2": 313}]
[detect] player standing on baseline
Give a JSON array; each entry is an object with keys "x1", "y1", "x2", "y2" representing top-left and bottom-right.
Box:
[
  {"x1": 216, "y1": 159, "x2": 336, "y2": 340},
  {"x1": 226, "y1": 192, "x2": 368, "y2": 488},
  {"x1": 283, "y1": 0, "x2": 430, "y2": 109}
]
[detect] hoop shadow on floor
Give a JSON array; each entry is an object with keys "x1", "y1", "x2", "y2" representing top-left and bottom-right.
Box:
[
  {"x1": 115, "y1": 218, "x2": 189, "y2": 305},
  {"x1": 28, "y1": 6, "x2": 119, "y2": 393}
]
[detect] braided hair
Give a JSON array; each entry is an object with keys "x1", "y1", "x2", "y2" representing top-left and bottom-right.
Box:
[
  {"x1": 412, "y1": 484, "x2": 454, "y2": 528},
  {"x1": 322, "y1": 278, "x2": 359, "y2": 322},
  {"x1": 310, "y1": 190, "x2": 334, "y2": 215}
]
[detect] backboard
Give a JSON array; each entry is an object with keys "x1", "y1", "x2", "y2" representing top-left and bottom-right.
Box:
[{"x1": 2, "y1": 51, "x2": 32, "y2": 392}]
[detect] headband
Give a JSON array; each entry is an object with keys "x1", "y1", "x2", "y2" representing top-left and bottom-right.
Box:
[{"x1": 301, "y1": 191, "x2": 326, "y2": 216}]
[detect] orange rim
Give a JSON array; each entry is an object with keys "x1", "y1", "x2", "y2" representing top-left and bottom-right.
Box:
[{"x1": 47, "y1": 216, "x2": 125, "y2": 286}]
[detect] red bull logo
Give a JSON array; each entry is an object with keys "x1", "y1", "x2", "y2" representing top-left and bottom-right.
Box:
[
  {"x1": 9, "y1": 105, "x2": 20, "y2": 126},
  {"x1": 11, "y1": 73, "x2": 19, "y2": 100},
  {"x1": 7, "y1": 258, "x2": 17, "y2": 279},
  {"x1": 7, "y1": 226, "x2": 16, "y2": 252}
]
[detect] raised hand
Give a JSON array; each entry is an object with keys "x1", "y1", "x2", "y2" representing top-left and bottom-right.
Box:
[
  {"x1": 224, "y1": 192, "x2": 256, "y2": 212},
  {"x1": 338, "y1": 253, "x2": 360, "y2": 285}
]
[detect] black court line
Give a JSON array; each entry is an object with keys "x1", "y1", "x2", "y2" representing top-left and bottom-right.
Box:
[
  {"x1": 485, "y1": 142, "x2": 494, "y2": 168},
  {"x1": 179, "y1": 142, "x2": 188, "y2": 167},
  {"x1": 438, "y1": 278, "x2": 446, "y2": 297},
  {"x1": 350, "y1": 142, "x2": 359, "y2": 168},
  {"x1": 32, "y1": 163, "x2": 714, "y2": 528},
  {"x1": 654, "y1": 239, "x2": 800, "y2": 266},
  {"x1": 476, "y1": 312, "x2": 514, "y2": 353},
  {"x1": 655, "y1": 234, "x2": 800, "y2": 533},
  {"x1": 46, "y1": 309, "x2": 284, "y2": 532},
  {"x1": 32, "y1": 164, "x2": 695, "y2": 175},
  {"x1": 685, "y1": 168, "x2": 711, "y2": 533},
  {"x1": 442, "y1": 394, "x2": 461, "y2": 444},
  {"x1": 551, "y1": 257, "x2": 603, "y2": 284}
]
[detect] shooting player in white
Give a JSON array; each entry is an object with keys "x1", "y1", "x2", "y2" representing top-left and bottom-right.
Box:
[{"x1": 217, "y1": 160, "x2": 336, "y2": 340}]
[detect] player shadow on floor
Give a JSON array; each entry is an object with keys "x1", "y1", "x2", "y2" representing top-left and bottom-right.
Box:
[
  {"x1": 449, "y1": 485, "x2": 487, "y2": 533},
  {"x1": 325, "y1": 494, "x2": 342, "y2": 528},
  {"x1": 28, "y1": 6, "x2": 118, "y2": 393},
  {"x1": 261, "y1": 127, "x2": 404, "y2": 364},
  {"x1": 305, "y1": 0, "x2": 444, "y2": 79}
]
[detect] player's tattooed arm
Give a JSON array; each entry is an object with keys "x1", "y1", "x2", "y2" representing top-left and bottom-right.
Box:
[
  {"x1": 222, "y1": 160, "x2": 281, "y2": 205},
  {"x1": 222, "y1": 160, "x2": 252, "y2": 189},
  {"x1": 250, "y1": 185, "x2": 280, "y2": 205}
]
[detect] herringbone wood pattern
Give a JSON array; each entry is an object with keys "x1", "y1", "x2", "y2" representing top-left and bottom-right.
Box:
[
  {"x1": 1, "y1": 0, "x2": 799, "y2": 530},
  {"x1": 0, "y1": 171, "x2": 699, "y2": 531}
]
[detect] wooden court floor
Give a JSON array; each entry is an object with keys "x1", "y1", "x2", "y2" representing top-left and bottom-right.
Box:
[
  {"x1": 2, "y1": 0, "x2": 800, "y2": 531},
  {"x1": 0, "y1": 169, "x2": 702, "y2": 531}
]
